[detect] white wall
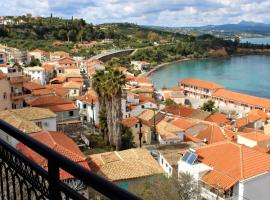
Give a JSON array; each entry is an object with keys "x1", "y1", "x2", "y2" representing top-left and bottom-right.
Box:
[
  {"x1": 32, "y1": 118, "x2": 56, "y2": 132},
  {"x1": 158, "y1": 153, "x2": 173, "y2": 177},
  {"x1": 237, "y1": 172, "x2": 270, "y2": 200}
]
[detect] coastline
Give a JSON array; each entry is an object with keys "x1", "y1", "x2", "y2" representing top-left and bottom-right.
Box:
[
  {"x1": 139, "y1": 57, "x2": 191, "y2": 78},
  {"x1": 140, "y1": 50, "x2": 270, "y2": 78}
]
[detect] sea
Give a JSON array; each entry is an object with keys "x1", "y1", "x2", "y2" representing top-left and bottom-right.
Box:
[{"x1": 150, "y1": 55, "x2": 270, "y2": 98}]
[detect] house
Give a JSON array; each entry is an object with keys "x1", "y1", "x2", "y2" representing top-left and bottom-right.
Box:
[
  {"x1": 179, "y1": 78, "x2": 224, "y2": 99},
  {"x1": 23, "y1": 81, "x2": 45, "y2": 94},
  {"x1": 205, "y1": 113, "x2": 230, "y2": 126},
  {"x1": 178, "y1": 141, "x2": 270, "y2": 200},
  {"x1": 25, "y1": 96, "x2": 80, "y2": 125},
  {"x1": 131, "y1": 61, "x2": 150, "y2": 71},
  {"x1": 10, "y1": 107, "x2": 57, "y2": 131},
  {"x1": 62, "y1": 81, "x2": 83, "y2": 99},
  {"x1": 129, "y1": 77, "x2": 153, "y2": 87},
  {"x1": 130, "y1": 94, "x2": 158, "y2": 117},
  {"x1": 0, "y1": 50, "x2": 7, "y2": 66},
  {"x1": 157, "y1": 143, "x2": 193, "y2": 177},
  {"x1": 88, "y1": 148, "x2": 163, "y2": 191},
  {"x1": 24, "y1": 66, "x2": 47, "y2": 85},
  {"x1": 7, "y1": 70, "x2": 26, "y2": 109},
  {"x1": 184, "y1": 123, "x2": 228, "y2": 145},
  {"x1": 161, "y1": 104, "x2": 211, "y2": 120},
  {"x1": 213, "y1": 89, "x2": 270, "y2": 115},
  {"x1": 0, "y1": 110, "x2": 42, "y2": 147},
  {"x1": 0, "y1": 73, "x2": 12, "y2": 110},
  {"x1": 49, "y1": 51, "x2": 69, "y2": 60},
  {"x1": 156, "y1": 87, "x2": 185, "y2": 104},
  {"x1": 17, "y1": 131, "x2": 90, "y2": 187},
  {"x1": 156, "y1": 117, "x2": 186, "y2": 145},
  {"x1": 28, "y1": 49, "x2": 48, "y2": 62},
  {"x1": 237, "y1": 131, "x2": 270, "y2": 149},
  {"x1": 76, "y1": 90, "x2": 99, "y2": 125},
  {"x1": 122, "y1": 116, "x2": 152, "y2": 146}
]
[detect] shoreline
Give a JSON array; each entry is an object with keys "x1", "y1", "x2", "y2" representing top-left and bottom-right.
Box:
[
  {"x1": 140, "y1": 52, "x2": 270, "y2": 78},
  {"x1": 139, "y1": 57, "x2": 192, "y2": 78}
]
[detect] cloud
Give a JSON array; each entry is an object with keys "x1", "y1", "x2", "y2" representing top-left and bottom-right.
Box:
[{"x1": 1, "y1": 0, "x2": 270, "y2": 26}]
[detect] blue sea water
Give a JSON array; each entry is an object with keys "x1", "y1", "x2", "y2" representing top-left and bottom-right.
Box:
[
  {"x1": 240, "y1": 38, "x2": 270, "y2": 45},
  {"x1": 150, "y1": 55, "x2": 270, "y2": 98}
]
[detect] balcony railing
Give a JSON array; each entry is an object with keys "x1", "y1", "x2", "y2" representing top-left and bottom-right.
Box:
[
  {"x1": 0, "y1": 119, "x2": 141, "y2": 200},
  {"x1": 10, "y1": 92, "x2": 28, "y2": 100}
]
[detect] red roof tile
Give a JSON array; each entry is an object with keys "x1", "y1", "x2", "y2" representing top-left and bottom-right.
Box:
[{"x1": 17, "y1": 131, "x2": 90, "y2": 180}]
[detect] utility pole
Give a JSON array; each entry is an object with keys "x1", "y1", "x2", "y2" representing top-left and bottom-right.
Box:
[
  {"x1": 139, "y1": 119, "x2": 142, "y2": 148},
  {"x1": 91, "y1": 99, "x2": 95, "y2": 134}
]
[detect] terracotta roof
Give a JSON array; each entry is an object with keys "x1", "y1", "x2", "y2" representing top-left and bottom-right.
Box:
[
  {"x1": 248, "y1": 109, "x2": 268, "y2": 121},
  {"x1": 156, "y1": 117, "x2": 183, "y2": 140},
  {"x1": 77, "y1": 90, "x2": 98, "y2": 104},
  {"x1": 17, "y1": 131, "x2": 90, "y2": 180},
  {"x1": 43, "y1": 64, "x2": 55, "y2": 71},
  {"x1": 213, "y1": 89, "x2": 270, "y2": 109},
  {"x1": 196, "y1": 141, "x2": 270, "y2": 190},
  {"x1": 171, "y1": 118, "x2": 194, "y2": 130},
  {"x1": 180, "y1": 78, "x2": 224, "y2": 90},
  {"x1": 57, "y1": 57, "x2": 75, "y2": 65},
  {"x1": 125, "y1": 74, "x2": 135, "y2": 80},
  {"x1": 138, "y1": 93, "x2": 156, "y2": 104},
  {"x1": 201, "y1": 170, "x2": 237, "y2": 191},
  {"x1": 31, "y1": 49, "x2": 47, "y2": 53},
  {"x1": 165, "y1": 86, "x2": 183, "y2": 92},
  {"x1": 0, "y1": 110, "x2": 42, "y2": 134},
  {"x1": 196, "y1": 124, "x2": 227, "y2": 144},
  {"x1": 47, "y1": 103, "x2": 78, "y2": 112},
  {"x1": 162, "y1": 105, "x2": 195, "y2": 117},
  {"x1": 122, "y1": 117, "x2": 139, "y2": 128},
  {"x1": 239, "y1": 132, "x2": 270, "y2": 142},
  {"x1": 49, "y1": 77, "x2": 66, "y2": 84},
  {"x1": 32, "y1": 88, "x2": 54, "y2": 96},
  {"x1": 206, "y1": 113, "x2": 229, "y2": 124},
  {"x1": 26, "y1": 96, "x2": 72, "y2": 107},
  {"x1": 134, "y1": 77, "x2": 152, "y2": 84},
  {"x1": 11, "y1": 107, "x2": 56, "y2": 121},
  {"x1": 67, "y1": 77, "x2": 84, "y2": 83},
  {"x1": 62, "y1": 81, "x2": 83, "y2": 89},
  {"x1": 88, "y1": 148, "x2": 163, "y2": 181},
  {"x1": 23, "y1": 82, "x2": 45, "y2": 91}
]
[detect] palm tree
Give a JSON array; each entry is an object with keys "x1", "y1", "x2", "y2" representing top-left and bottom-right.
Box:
[{"x1": 92, "y1": 69, "x2": 126, "y2": 150}]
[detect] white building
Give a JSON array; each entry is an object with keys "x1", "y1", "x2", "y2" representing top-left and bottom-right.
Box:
[
  {"x1": 0, "y1": 107, "x2": 57, "y2": 147},
  {"x1": 76, "y1": 90, "x2": 99, "y2": 125},
  {"x1": 131, "y1": 61, "x2": 150, "y2": 71},
  {"x1": 178, "y1": 141, "x2": 270, "y2": 200},
  {"x1": 28, "y1": 49, "x2": 47, "y2": 62},
  {"x1": 24, "y1": 66, "x2": 47, "y2": 85}
]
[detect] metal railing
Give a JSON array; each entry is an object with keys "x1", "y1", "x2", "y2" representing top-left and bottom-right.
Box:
[{"x1": 0, "y1": 119, "x2": 141, "y2": 200}]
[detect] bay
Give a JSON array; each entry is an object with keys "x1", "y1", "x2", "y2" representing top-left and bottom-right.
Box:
[{"x1": 150, "y1": 55, "x2": 270, "y2": 98}]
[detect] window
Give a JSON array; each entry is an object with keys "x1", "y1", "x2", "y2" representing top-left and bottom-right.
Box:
[
  {"x1": 141, "y1": 105, "x2": 145, "y2": 109},
  {"x1": 3, "y1": 92, "x2": 7, "y2": 99},
  {"x1": 69, "y1": 111, "x2": 74, "y2": 116},
  {"x1": 135, "y1": 124, "x2": 138, "y2": 128},
  {"x1": 161, "y1": 158, "x2": 163, "y2": 164},
  {"x1": 35, "y1": 121, "x2": 42, "y2": 128},
  {"x1": 83, "y1": 104, "x2": 87, "y2": 109}
]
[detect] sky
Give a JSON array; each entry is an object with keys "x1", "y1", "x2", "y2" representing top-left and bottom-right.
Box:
[{"x1": 1, "y1": 0, "x2": 270, "y2": 26}]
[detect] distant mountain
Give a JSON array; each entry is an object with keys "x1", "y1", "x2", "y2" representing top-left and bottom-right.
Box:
[
  {"x1": 145, "y1": 21, "x2": 270, "y2": 36},
  {"x1": 187, "y1": 21, "x2": 270, "y2": 35}
]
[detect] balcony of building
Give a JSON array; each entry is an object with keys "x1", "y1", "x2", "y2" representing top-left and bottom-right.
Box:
[
  {"x1": 0, "y1": 119, "x2": 141, "y2": 200},
  {"x1": 10, "y1": 92, "x2": 28, "y2": 100}
]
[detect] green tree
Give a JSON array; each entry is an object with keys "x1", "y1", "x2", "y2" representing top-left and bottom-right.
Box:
[
  {"x1": 29, "y1": 58, "x2": 41, "y2": 66},
  {"x1": 92, "y1": 69, "x2": 126, "y2": 150},
  {"x1": 200, "y1": 100, "x2": 217, "y2": 113},
  {"x1": 164, "y1": 99, "x2": 177, "y2": 107},
  {"x1": 131, "y1": 173, "x2": 200, "y2": 200},
  {"x1": 121, "y1": 126, "x2": 134, "y2": 150}
]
